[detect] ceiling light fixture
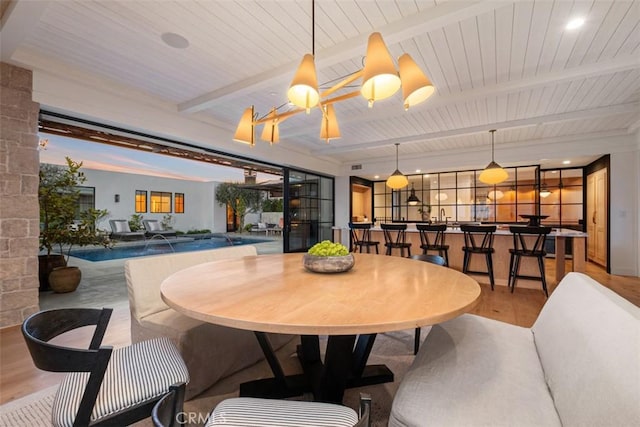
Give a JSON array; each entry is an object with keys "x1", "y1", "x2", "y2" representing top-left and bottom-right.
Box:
[
  {"x1": 540, "y1": 171, "x2": 552, "y2": 198},
  {"x1": 407, "y1": 183, "x2": 421, "y2": 205},
  {"x1": 386, "y1": 143, "x2": 409, "y2": 189},
  {"x1": 487, "y1": 190, "x2": 504, "y2": 201},
  {"x1": 233, "y1": 0, "x2": 435, "y2": 147},
  {"x1": 478, "y1": 129, "x2": 508, "y2": 185},
  {"x1": 563, "y1": 160, "x2": 571, "y2": 165},
  {"x1": 566, "y1": 17, "x2": 585, "y2": 30}
]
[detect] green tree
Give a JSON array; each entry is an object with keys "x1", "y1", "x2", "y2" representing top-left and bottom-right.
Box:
[
  {"x1": 215, "y1": 183, "x2": 263, "y2": 232},
  {"x1": 39, "y1": 157, "x2": 111, "y2": 263}
]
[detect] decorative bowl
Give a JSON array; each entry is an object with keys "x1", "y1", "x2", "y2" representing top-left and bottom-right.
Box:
[{"x1": 302, "y1": 253, "x2": 355, "y2": 274}]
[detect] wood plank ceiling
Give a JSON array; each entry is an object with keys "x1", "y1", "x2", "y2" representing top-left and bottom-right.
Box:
[{"x1": 5, "y1": 0, "x2": 640, "y2": 171}]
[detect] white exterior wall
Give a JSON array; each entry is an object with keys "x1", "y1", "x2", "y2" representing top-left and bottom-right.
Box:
[{"x1": 82, "y1": 169, "x2": 217, "y2": 232}]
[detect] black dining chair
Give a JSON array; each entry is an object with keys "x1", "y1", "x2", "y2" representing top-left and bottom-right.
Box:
[
  {"x1": 460, "y1": 224, "x2": 497, "y2": 290},
  {"x1": 408, "y1": 254, "x2": 446, "y2": 355},
  {"x1": 349, "y1": 222, "x2": 380, "y2": 254},
  {"x1": 415, "y1": 223, "x2": 450, "y2": 266},
  {"x1": 152, "y1": 382, "x2": 372, "y2": 427},
  {"x1": 22, "y1": 308, "x2": 189, "y2": 427},
  {"x1": 381, "y1": 223, "x2": 412, "y2": 257},
  {"x1": 508, "y1": 226, "x2": 552, "y2": 296}
]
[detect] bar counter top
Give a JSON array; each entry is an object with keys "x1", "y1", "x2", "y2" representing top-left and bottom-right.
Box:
[{"x1": 333, "y1": 224, "x2": 587, "y2": 289}]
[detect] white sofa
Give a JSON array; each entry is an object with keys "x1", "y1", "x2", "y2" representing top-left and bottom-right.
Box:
[
  {"x1": 125, "y1": 245, "x2": 293, "y2": 400},
  {"x1": 390, "y1": 272, "x2": 640, "y2": 426}
]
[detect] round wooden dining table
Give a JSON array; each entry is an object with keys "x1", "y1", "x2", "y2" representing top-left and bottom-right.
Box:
[{"x1": 161, "y1": 252, "x2": 480, "y2": 402}]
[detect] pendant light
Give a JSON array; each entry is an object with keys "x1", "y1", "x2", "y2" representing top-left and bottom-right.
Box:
[
  {"x1": 386, "y1": 143, "x2": 409, "y2": 189},
  {"x1": 319, "y1": 104, "x2": 340, "y2": 143},
  {"x1": 260, "y1": 107, "x2": 279, "y2": 144},
  {"x1": 540, "y1": 171, "x2": 552, "y2": 198},
  {"x1": 361, "y1": 32, "x2": 401, "y2": 108},
  {"x1": 233, "y1": 106, "x2": 255, "y2": 146},
  {"x1": 398, "y1": 53, "x2": 435, "y2": 111},
  {"x1": 407, "y1": 183, "x2": 421, "y2": 205},
  {"x1": 479, "y1": 129, "x2": 508, "y2": 185},
  {"x1": 287, "y1": 1, "x2": 319, "y2": 113}
]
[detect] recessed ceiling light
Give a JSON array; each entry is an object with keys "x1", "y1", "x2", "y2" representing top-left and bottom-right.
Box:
[
  {"x1": 374, "y1": 175, "x2": 380, "y2": 179},
  {"x1": 566, "y1": 17, "x2": 585, "y2": 30},
  {"x1": 415, "y1": 169, "x2": 421, "y2": 173},
  {"x1": 551, "y1": 170, "x2": 558, "y2": 174},
  {"x1": 161, "y1": 32, "x2": 190, "y2": 49},
  {"x1": 423, "y1": 174, "x2": 430, "y2": 178},
  {"x1": 562, "y1": 160, "x2": 571, "y2": 165}
]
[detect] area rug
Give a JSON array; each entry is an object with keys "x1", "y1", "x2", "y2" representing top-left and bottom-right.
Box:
[{"x1": 0, "y1": 329, "x2": 423, "y2": 427}]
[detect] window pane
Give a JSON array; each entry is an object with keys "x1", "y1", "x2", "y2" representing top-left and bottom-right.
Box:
[
  {"x1": 175, "y1": 193, "x2": 184, "y2": 213},
  {"x1": 496, "y1": 204, "x2": 517, "y2": 222},
  {"x1": 150, "y1": 191, "x2": 171, "y2": 213},
  {"x1": 135, "y1": 190, "x2": 147, "y2": 213},
  {"x1": 561, "y1": 204, "x2": 583, "y2": 226}
]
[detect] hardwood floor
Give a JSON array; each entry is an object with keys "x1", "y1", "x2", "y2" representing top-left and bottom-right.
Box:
[{"x1": 1, "y1": 261, "x2": 637, "y2": 405}]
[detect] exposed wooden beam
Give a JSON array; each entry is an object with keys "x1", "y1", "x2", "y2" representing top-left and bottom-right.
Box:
[
  {"x1": 178, "y1": 0, "x2": 500, "y2": 113},
  {"x1": 312, "y1": 102, "x2": 640, "y2": 155}
]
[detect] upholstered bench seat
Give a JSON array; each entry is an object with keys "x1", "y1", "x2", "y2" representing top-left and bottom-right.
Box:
[
  {"x1": 126, "y1": 245, "x2": 294, "y2": 399},
  {"x1": 390, "y1": 315, "x2": 560, "y2": 426},
  {"x1": 206, "y1": 397, "x2": 358, "y2": 427},
  {"x1": 390, "y1": 273, "x2": 640, "y2": 426},
  {"x1": 52, "y1": 337, "x2": 189, "y2": 427}
]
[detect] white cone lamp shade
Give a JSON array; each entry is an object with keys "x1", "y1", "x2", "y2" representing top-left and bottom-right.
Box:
[
  {"x1": 398, "y1": 53, "x2": 435, "y2": 110},
  {"x1": 386, "y1": 143, "x2": 409, "y2": 189},
  {"x1": 287, "y1": 54, "x2": 320, "y2": 113},
  {"x1": 361, "y1": 33, "x2": 401, "y2": 107},
  {"x1": 320, "y1": 104, "x2": 340, "y2": 143},
  {"x1": 233, "y1": 106, "x2": 255, "y2": 146},
  {"x1": 260, "y1": 108, "x2": 279, "y2": 144}
]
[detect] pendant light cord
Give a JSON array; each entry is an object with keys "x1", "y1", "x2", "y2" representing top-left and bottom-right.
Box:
[
  {"x1": 311, "y1": 0, "x2": 315, "y2": 56},
  {"x1": 489, "y1": 129, "x2": 496, "y2": 162},
  {"x1": 395, "y1": 143, "x2": 399, "y2": 169}
]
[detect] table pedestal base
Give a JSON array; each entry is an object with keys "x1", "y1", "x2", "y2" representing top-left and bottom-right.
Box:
[{"x1": 239, "y1": 333, "x2": 394, "y2": 403}]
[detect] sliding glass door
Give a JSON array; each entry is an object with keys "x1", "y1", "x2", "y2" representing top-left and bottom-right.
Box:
[{"x1": 283, "y1": 169, "x2": 334, "y2": 252}]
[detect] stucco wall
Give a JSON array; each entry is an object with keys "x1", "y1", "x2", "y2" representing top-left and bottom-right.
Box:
[{"x1": 0, "y1": 63, "x2": 40, "y2": 327}]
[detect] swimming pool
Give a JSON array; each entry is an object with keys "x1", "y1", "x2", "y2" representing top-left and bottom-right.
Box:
[{"x1": 70, "y1": 236, "x2": 270, "y2": 261}]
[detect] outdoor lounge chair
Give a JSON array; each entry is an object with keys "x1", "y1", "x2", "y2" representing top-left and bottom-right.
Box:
[
  {"x1": 143, "y1": 220, "x2": 177, "y2": 238},
  {"x1": 109, "y1": 219, "x2": 145, "y2": 241}
]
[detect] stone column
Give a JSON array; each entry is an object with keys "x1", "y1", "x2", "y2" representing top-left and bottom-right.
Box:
[{"x1": 0, "y1": 63, "x2": 40, "y2": 327}]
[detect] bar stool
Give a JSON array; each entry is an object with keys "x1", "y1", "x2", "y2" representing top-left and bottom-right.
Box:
[
  {"x1": 416, "y1": 223, "x2": 449, "y2": 266},
  {"x1": 349, "y1": 223, "x2": 379, "y2": 254},
  {"x1": 381, "y1": 223, "x2": 412, "y2": 257},
  {"x1": 460, "y1": 224, "x2": 496, "y2": 290},
  {"x1": 508, "y1": 226, "x2": 552, "y2": 297}
]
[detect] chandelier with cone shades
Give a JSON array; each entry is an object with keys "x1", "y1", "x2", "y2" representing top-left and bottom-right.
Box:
[{"x1": 233, "y1": 0, "x2": 435, "y2": 147}]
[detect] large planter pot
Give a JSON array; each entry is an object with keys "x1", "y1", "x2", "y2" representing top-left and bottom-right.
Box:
[
  {"x1": 49, "y1": 266, "x2": 82, "y2": 293},
  {"x1": 38, "y1": 254, "x2": 66, "y2": 291}
]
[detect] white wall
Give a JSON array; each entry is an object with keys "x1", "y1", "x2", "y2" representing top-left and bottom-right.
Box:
[
  {"x1": 82, "y1": 169, "x2": 218, "y2": 232},
  {"x1": 604, "y1": 151, "x2": 639, "y2": 277}
]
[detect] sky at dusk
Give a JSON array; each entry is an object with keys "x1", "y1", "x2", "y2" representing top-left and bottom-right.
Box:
[{"x1": 38, "y1": 133, "x2": 281, "y2": 183}]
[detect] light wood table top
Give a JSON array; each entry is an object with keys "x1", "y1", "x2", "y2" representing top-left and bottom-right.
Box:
[{"x1": 161, "y1": 253, "x2": 481, "y2": 335}]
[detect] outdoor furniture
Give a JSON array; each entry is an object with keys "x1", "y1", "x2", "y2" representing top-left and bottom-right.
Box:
[
  {"x1": 22, "y1": 307, "x2": 189, "y2": 427},
  {"x1": 152, "y1": 382, "x2": 371, "y2": 427},
  {"x1": 109, "y1": 219, "x2": 145, "y2": 241},
  {"x1": 142, "y1": 219, "x2": 177, "y2": 238}
]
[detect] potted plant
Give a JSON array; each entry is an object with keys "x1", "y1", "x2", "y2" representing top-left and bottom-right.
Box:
[{"x1": 39, "y1": 157, "x2": 110, "y2": 292}]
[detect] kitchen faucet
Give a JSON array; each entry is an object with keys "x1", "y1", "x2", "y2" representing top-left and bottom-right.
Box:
[{"x1": 440, "y1": 208, "x2": 446, "y2": 222}]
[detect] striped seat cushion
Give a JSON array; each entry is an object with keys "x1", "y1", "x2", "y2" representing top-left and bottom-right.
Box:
[
  {"x1": 205, "y1": 397, "x2": 358, "y2": 427},
  {"x1": 52, "y1": 337, "x2": 189, "y2": 427}
]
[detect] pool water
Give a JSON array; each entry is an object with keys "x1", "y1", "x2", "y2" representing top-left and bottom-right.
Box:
[{"x1": 70, "y1": 236, "x2": 270, "y2": 261}]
